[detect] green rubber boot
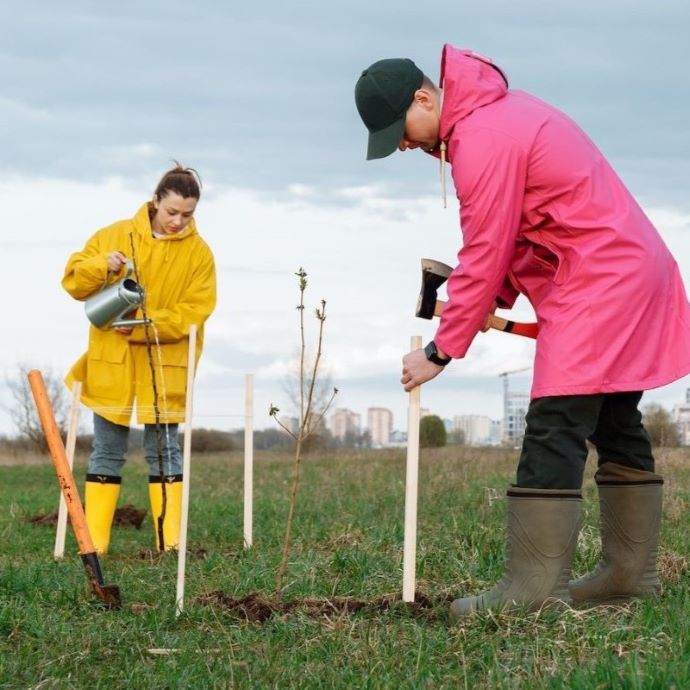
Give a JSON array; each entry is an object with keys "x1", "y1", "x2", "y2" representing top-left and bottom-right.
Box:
[
  {"x1": 449, "y1": 487, "x2": 582, "y2": 622},
  {"x1": 569, "y1": 462, "x2": 663, "y2": 605}
]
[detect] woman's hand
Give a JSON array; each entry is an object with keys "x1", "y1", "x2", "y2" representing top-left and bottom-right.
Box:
[{"x1": 106, "y1": 251, "x2": 128, "y2": 273}]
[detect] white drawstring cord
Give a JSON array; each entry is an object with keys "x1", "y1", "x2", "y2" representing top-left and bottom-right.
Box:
[{"x1": 440, "y1": 141, "x2": 448, "y2": 209}]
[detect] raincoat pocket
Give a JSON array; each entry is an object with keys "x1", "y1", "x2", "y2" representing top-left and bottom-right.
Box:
[
  {"x1": 88, "y1": 340, "x2": 129, "y2": 400},
  {"x1": 156, "y1": 345, "x2": 189, "y2": 401}
]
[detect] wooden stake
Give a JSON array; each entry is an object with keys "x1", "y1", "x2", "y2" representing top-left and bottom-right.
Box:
[
  {"x1": 175, "y1": 325, "x2": 197, "y2": 617},
  {"x1": 243, "y1": 373, "x2": 254, "y2": 549},
  {"x1": 403, "y1": 335, "x2": 423, "y2": 602},
  {"x1": 54, "y1": 381, "x2": 81, "y2": 559}
]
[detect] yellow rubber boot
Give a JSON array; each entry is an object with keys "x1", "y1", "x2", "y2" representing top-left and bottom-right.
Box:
[
  {"x1": 85, "y1": 475, "x2": 121, "y2": 555},
  {"x1": 148, "y1": 475, "x2": 183, "y2": 551}
]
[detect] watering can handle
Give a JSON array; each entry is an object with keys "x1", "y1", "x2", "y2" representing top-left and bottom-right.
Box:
[{"x1": 106, "y1": 260, "x2": 134, "y2": 282}]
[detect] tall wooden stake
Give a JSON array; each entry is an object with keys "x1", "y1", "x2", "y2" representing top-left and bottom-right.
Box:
[
  {"x1": 243, "y1": 373, "x2": 254, "y2": 549},
  {"x1": 402, "y1": 335, "x2": 422, "y2": 602},
  {"x1": 175, "y1": 325, "x2": 197, "y2": 617},
  {"x1": 54, "y1": 381, "x2": 82, "y2": 558}
]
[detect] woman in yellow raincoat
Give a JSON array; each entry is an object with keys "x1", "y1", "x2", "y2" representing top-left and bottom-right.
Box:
[{"x1": 62, "y1": 163, "x2": 216, "y2": 553}]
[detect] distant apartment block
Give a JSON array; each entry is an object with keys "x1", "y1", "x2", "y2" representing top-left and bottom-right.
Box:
[
  {"x1": 367, "y1": 407, "x2": 393, "y2": 447},
  {"x1": 453, "y1": 414, "x2": 496, "y2": 446},
  {"x1": 282, "y1": 416, "x2": 300, "y2": 435},
  {"x1": 329, "y1": 408, "x2": 361, "y2": 441},
  {"x1": 672, "y1": 388, "x2": 690, "y2": 446},
  {"x1": 503, "y1": 391, "x2": 529, "y2": 446}
]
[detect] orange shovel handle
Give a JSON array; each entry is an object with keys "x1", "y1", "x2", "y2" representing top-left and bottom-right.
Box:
[{"x1": 27, "y1": 370, "x2": 95, "y2": 555}]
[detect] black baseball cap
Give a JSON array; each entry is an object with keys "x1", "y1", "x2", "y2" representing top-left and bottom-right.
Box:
[{"x1": 355, "y1": 58, "x2": 424, "y2": 160}]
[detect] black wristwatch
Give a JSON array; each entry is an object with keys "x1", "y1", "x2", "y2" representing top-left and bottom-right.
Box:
[{"x1": 424, "y1": 340, "x2": 452, "y2": 366}]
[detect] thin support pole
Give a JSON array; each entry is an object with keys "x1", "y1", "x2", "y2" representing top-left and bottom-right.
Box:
[
  {"x1": 243, "y1": 373, "x2": 254, "y2": 549},
  {"x1": 54, "y1": 381, "x2": 82, "y2": 559},
  {"x1": 402, "y1": 335, "x2": 422, "y2": 602},
  {"x1": 175, "y1": 324, "x2": 197, "y2": 617}
]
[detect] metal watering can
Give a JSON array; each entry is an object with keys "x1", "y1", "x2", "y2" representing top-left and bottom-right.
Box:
[{"x1": 84, "y1": 262, "x2": 150, "y2": 329}]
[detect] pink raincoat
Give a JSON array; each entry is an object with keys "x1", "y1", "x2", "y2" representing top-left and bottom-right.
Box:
[{"x1": 433, "y1": 44, "x2": 690, "y2": 398}]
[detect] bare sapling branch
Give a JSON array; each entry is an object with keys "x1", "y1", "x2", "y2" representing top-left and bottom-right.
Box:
[
  {"x1": 273, "y1": 271, "x2": 338, "y2": 599},
  {"x1": 268, "y1": 404, "x2": 298, "y2": 441}
]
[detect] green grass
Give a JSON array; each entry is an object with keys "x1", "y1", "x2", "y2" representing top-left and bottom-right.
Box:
[{"x1": 1, "y1": 446, "x2": 689, "y2": 689}]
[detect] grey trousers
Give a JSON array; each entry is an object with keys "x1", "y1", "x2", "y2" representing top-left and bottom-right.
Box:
[
  {"x1": 88, "y1": 413, "x2": 182, "y2": 478},
  {"x1": 517, "y1": 392, "x2": 655, "y2": 489}
]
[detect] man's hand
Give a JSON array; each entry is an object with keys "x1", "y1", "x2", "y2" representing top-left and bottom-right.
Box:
[
  {"x1": 481, "y1": 301, "x2": 498, "y2": 332},
  {"x1": 401, "y1": 347, "x2": 444, "y2": 392},
  {"x1": 106, "y1": 251, "x2": 128, "y2": 273}
]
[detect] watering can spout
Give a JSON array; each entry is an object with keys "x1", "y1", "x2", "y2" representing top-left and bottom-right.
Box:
[{"x1": 84, "y1": 262, "x2": 149, "y2": 329}]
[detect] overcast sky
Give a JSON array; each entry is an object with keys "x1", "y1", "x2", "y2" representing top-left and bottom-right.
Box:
[{"x1": 2, "y1": 1, "x2": 689, "y2": 435}]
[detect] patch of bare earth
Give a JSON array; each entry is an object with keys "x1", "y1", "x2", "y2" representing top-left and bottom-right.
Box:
[
  {"x1": 28, "y1": 504, "x2": 147, "y2": 529},
  {"x1": 196, "y1": 590, "x2": 443, "y2": 623}
]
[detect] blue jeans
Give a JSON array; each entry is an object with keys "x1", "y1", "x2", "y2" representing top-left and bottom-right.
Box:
[{"x1": 88, "y1": 413, "x2": 182, "y2": 478}]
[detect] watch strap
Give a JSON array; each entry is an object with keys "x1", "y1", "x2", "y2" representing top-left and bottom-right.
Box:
[{"x1": 424, "y1": 340, "x2": 451, "y2": 366}]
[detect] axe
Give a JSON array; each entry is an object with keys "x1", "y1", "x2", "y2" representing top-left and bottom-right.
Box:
[{"x1": 415, "y1": 258, "x2": 538, "y2": 339}]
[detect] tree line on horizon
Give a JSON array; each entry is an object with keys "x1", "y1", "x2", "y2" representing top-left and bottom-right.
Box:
[{"x1": 1, "y1": 368, "x2": 683, "y2": 453}]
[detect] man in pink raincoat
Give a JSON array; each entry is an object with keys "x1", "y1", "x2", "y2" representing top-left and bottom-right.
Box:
[{"x1": 355, "y1": 45, "x2": 690, "y2": 621}]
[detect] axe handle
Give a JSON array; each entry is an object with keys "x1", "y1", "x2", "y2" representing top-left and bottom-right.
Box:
[{"x1": 433, "y1": 300, "x2": 538, "y2": 339}]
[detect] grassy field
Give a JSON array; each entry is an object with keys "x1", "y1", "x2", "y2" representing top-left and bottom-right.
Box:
[{"x1": 1, "y1": 445, "x2": 689, "y2": 689}]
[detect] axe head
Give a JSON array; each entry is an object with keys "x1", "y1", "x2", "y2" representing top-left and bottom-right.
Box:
[{"x1": 415, "y1": 258, "x2": 453, "y2": 319}]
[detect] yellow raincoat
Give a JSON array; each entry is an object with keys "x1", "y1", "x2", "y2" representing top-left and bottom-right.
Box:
[{"x1": 62, "y1": 203, "x2": 216, "y2": 426}]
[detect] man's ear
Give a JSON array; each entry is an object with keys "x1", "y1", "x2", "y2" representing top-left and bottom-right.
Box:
[{"x1": 413, "y1": 89, "x2": 435, "y2": 110}]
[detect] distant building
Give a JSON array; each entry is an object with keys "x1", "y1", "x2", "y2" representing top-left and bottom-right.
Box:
[
  {"x1": 503, "y1": 391, "x2": 529, "y2": 446},
  {"x1": 283, "y1": 416, "x2": 300, "y2": 435},
  {"x1": 367, "y1": 407, "x2": 393, "y2": 447},
  {"x1": 490, "y1": 419, "x2": 502, "y2": 445},
  {"x1": 329, "y1": 408, "x2": 361, "y2": 441},
  {"x1": 453, "y1": 415, "x2": 495, "y2": 446},
  {"x1": 672, "y1": 388, "x2": 690, "y2": 446}
]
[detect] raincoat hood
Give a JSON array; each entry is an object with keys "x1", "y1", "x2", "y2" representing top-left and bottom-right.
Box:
[
  {"x1": 439, "y1": 44, "x2": 509, "y2": 143},
  {"x1": 133, "y1": 202, "x2": 199, "y2": 242}
]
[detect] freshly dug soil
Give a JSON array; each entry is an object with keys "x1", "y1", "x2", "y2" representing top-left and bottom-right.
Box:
[
  {"x1": 28, "y1": 504, "x2": 147, "y2": 529},
  {"x1": 196, "y1": 590, "x2": 445, "y2": 623}
]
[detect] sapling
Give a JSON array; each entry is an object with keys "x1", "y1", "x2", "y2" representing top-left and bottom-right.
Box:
[{"x1": 270, "y1": 268, "x2": 337, "y2": 600}]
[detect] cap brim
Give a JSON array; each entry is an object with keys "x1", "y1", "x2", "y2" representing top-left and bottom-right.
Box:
[{"x1": 366, "y1": 117, "x2": 405, "y2": 160}]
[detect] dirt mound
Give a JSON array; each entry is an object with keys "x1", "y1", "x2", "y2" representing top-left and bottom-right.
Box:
[
  {"x1": 28, "y1": 512, "x2": 60, "y2": 526},
  {"x1": 114, "y1": 505, "x2": 147, "y2": 529},
  {"x1": 135, "y1": 547, "x2": 209, "y2": 562},
  {"x1": 28, "y1": 504, "x2": 147, "y2": 529},
  {"x1": 196, "y1": 590, "x2": 441, "y2": 623}
]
